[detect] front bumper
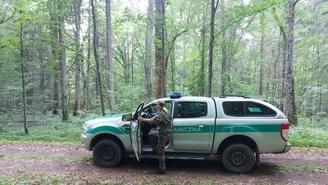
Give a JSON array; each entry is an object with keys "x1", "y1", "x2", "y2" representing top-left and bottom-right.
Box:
[
  {"x1": 283, "y1": 142, "x2": 292, "y2": 153},
  {"x1": 80, "y1": 132, "x2": 92, "y2": 151}
]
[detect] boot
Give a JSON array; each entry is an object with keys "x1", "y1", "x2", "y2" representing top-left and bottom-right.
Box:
[{"x1": 156, "y1": 169, "x2": 165, "y2": 174}]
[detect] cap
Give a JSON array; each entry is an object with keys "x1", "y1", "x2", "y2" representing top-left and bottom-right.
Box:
[{"x1": 156, "y1": 100, "x2": 165, "y2": 107}]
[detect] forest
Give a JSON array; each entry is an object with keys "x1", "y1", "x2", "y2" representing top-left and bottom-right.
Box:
[{"x1": 0, "y1": 0, "x2": 327, "y2": 130}]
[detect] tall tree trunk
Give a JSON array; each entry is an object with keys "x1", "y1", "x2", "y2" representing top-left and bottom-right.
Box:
[
  {"x1": 58, "y1": 1, "x2": 69, "y2": 121},
  {"x1": 49, "y1": 1, "x2": 59, "y2": 115},
  {"x1": 272, "y1": 7, "x2": 287, "y2": 110},
  {"x1": 208, "y1": 0, "x2": 219, "y2": 97},
  {"x1": 83, "y1": 4, "x2": 91, "y2": 111},
  {"x1": 91, "y1": 0, "x2": 105, "y2": 116},
  {"x1": 291, "y1": 78, "x2": 297, "y2": 124},
  {"x1": 47, "y1": 1, "x2": 59, "y2": 115},
  {"x1": 259, "y1": 12, "x2": 265, "y2": 96},
  {"x1": 145, "y1": 0, "x2": 154, "y2": 99},
  {"x1": 221, "y1": 0, "x2": 227, "y2": 95},
  {"x1": 105, "y1": 0, "x2": 115, "y2": 113},
  {"x1": 131, "y1": 37, "x2": 135, "y2": 84},
  {"x1": 73, "y1": 0, "x2": 82, "y2": 116},
  {"x1": 170, "y1": 44, "x2": 175, "y2": 92},
  {"x1": 37, "y1": 25, "x2": 45, "y2": 94},
  {"x1": 154, "y1": 0, "x2": 165, "y2": 98},
  {"x1": 82, "y1": 0, "x2": 92, "y2": 110},
  {"x1": 19, "y1": 11, "x2": 28, "y2": 134},
  {"x1": 200, "y1": 27, "x2": 206, "y2": 96},
  {"x1": 82, "y1": 43, "x2": 90, "y2": 111},
  {"x1": 199, "y1": 4, "x2": 209, "y2": 96},
  {"x1": 161, "y1": 1, "x2": 167, "y2": 98},
  {"x1": 284, "y1": 0, "x2": 299, "y2": 125}
]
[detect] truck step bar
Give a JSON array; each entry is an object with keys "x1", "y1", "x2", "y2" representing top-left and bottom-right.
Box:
[{"x1": 139, "y1": 151, "x2": 220, "y2": 160}]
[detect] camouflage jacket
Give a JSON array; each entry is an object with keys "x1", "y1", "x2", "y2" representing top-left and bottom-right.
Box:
[{"x1": 150, "y1": 110, "x2": 171, "y2": 133}]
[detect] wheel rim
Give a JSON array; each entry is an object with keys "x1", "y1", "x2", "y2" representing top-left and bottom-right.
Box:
[
  {"x1": 230, "y1": 151, "x2": 247, "y2": 166},
  {"x1": 101, "y1": 147, "x2": 114, "y2": 160}
]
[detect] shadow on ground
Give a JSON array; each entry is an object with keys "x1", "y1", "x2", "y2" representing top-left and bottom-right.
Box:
[{"x1": 108, "y1": 157, "x2": 280, "y2": 176}]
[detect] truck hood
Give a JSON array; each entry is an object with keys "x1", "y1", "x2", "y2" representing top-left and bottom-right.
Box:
[{"x1": 83, "y1": 113, "x2": 131, "y2": 134}]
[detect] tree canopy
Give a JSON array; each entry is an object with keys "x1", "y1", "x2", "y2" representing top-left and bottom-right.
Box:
[{"x1": 0, "y1": 0, "x2": 327, "y2": 126}]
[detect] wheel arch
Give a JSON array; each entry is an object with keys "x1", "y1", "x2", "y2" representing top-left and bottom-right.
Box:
[
  {"x1": 90, "y1": 133, "x2": 126, "y2": 156},
  {"x1": 216, "y1": 135, "x2": 259, "y2": 156}
]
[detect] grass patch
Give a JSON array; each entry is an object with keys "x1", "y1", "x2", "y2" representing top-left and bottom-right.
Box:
[
  {"x1": 4, "y1": 153, "x2": 92, "y2": 162},
  {"x1": 259, "y1": 162, "x2": 328, "y2": 173},
  {"x1": 0, "y1": 117, "x2": 84, "y2": 144},
  {"x1": 0, "y1": 175, "x2": 76, "y2": 185},
  {"x1": 289, "y1": 125, "x2": 328, "y2": 148},
  {"x1": 0, "y1": 174, "x2": 242, "y2": 185},
  {"x1": 1, "y1": 115, "x2": 328, "y2": 149}
]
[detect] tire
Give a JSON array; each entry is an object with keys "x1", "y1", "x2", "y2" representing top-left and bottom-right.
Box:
[
  {"x1": 93, "y1": 139, "x2": 123, "y2": 167},
  {"x1": 222, "y1": 143, "x2": 255, "y2": 174}
]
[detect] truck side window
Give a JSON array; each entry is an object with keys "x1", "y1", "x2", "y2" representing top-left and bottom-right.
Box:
[
  {"x1": 245, "y1": 102, "x2": 277, "y2": 117},
  {"x1": 165, "y1": 102, "x2": 173, "y2": 115},
  {"x1": 223, "y1": 101, "x2": 277, "y2": 117},
  {"x1": 222, "y1": 102, "x2": 244, "y2": 116},
  {"x1": 174, "y1": 102, "x2": 207, "y2": 118}
]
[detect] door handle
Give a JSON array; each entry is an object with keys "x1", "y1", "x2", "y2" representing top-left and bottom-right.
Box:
[{"x1": 198, "y1": 123, "x2": 206, "y2": 128}]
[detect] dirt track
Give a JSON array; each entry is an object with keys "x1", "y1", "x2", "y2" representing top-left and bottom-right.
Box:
[{"x1": 0, "y1": 143, "x2": 328, "y2": 184}]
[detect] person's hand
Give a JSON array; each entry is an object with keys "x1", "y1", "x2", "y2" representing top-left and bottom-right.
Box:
[{"x1": 138, "y1": 116, "x2": 143, "y2": 121}]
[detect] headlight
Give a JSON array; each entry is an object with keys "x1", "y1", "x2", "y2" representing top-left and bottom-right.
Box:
[{"x1": 83, "y1": 123, "x2": 93, "y2": 132}]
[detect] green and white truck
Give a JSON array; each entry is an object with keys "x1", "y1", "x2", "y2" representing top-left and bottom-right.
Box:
[{"x1": 80, "y1": 93, "x2": 291, "y2": 173}]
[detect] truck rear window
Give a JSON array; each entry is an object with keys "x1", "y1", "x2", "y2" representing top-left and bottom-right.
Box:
[{"x1": 222, "y1": 101, "x2": 277, "y2": 117}]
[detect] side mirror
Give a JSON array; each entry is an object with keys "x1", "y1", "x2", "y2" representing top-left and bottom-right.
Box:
[{"x1": 122, "y1": 113, "x2": 133, "y2": 121}]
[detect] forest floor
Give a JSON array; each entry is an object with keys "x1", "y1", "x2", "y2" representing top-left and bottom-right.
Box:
[{"x1": 0, "y1": 143, "x2": 328, "y2": 185}]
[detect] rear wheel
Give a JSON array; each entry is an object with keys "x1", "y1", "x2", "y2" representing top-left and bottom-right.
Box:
[
  {"x1": 93, "y1": 139, "x2": 123, "y2": 167},
  {"x1": 222, "y1": 143, "x2": 255, "y2": 174}
]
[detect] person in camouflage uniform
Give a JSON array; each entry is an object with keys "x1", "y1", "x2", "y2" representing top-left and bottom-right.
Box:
[{"x1": 138, "y1": 100, "x2": 171, "y2": 174}]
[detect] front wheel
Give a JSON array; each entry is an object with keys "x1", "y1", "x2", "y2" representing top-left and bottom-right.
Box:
[
  {"x1": 93, "y1": 139, "x2": 123, "y2": 167},
  {"x1": 222, "y1": 144, "x2": 255, "y2": 174}
]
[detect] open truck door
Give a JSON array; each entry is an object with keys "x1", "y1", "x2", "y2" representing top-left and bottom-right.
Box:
[{"x1": 130, "y1": 102, "x2": 144, "y2": 161}]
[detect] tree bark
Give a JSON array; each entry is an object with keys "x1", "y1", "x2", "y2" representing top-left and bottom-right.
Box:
[
  {"x1": 37, "y1": 24, "x2": 45, "y2": 94},
  {"x1": 47, "y1": 1, "x2": 59, "y2": 115},
  {"x1": 115, "y1": 42, "x2": 131, "y2": 84},
  {"x1": 284, "y1": 0, "x2": 299, "y2": 125},
  {"x1": 83, "y1": 3, "x2": 92, "y2": 111},
  {"x1": 19, "y1": 11, "x2": 28, "y2": 134},
  {"x1": 259, "y1": 12, "x2": 265, "y2": 96},
  {"x1": 200, "y1": 26, "x2": 206, "y2": 96},
  {"x1": 73, "y1": 0, "x2": 82, "y2": 116},
  {"x1": 199, "y1": 3, "x2": 209, "y2": 96},
  {"x1": 221, "y1": 0, "x2": 227, "y2": 95},
  {"x1": 154, "y1": 0, "x2": 165, "y2": 98},
  {"x1": 170, "y1": 44, "x2": 175, "y2": 92},
  {"x1": 271, "y1": 7, "x2": 287, "y2": 110},
  {"x1": 145, "y1": 0, "x2": 154, "y2": 99},
  {"x1": 91, "y1": 0, "x2": 105, "y2": 116},
  {"x1": 208, "y1": 0, "x2": 219, "y2": 97},
  {"x1": 48, "y1": 0, "x2": 59, "y2": 115},
  {"x1": 58, "y1": 1, "x2": 69, "y2": 121},
  {"x1": 105, "y1": 0, "x2": 115, "y2": 113}
]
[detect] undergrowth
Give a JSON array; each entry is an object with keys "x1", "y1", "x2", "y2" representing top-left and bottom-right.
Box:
[{"x1": 0, "y1": 115, "x2": 327, "y2": 148}]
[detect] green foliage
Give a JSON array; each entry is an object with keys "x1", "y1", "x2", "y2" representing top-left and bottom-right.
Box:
[
  {"x1": 0, "y1": 0, "x2": 328, "y2": 127},
  {"x1": 0, "y1": 174, "x2": 228, "y2": 185},
  {"x1": 289, "y1": 127, "x2": 328, "y2": 148},
  {"x1": 1, "y1": 115, "x2": 328, "y2": 150},
  {"x1": 288, "y1": 117, "x2": 328, "y2": 148},
  {"x1": 115, "y1": 84, "x2": 148, "y2": 112},
  {"x1": 259, "y1": 162, "x2": 328, "y2": 172},
  {"x1": 0, "y1": 117, "x2": 83, "y2": 144},
  {"x1": 0, "y1": 175, "x2": 74, "y2": 185}
]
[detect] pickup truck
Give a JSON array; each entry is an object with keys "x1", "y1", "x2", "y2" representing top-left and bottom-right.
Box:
[{"x1": 80, "y1": 93, "x2": 291, "y2": 173}]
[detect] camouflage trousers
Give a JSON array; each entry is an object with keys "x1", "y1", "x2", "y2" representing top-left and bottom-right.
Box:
[{"x1": 157, "y1": 130, "x2": 170, "y2": 171}]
